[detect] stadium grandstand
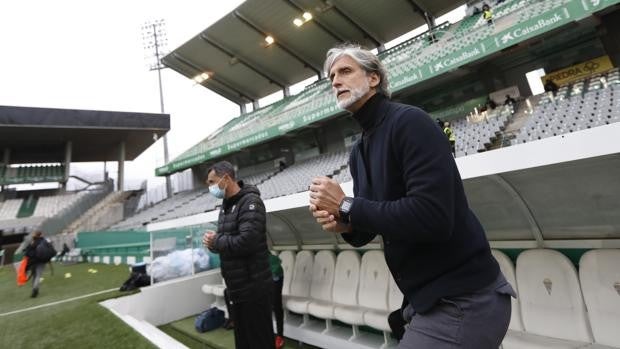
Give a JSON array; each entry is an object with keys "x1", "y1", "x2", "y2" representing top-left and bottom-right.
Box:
[
  {"x1": 0, "y1": 105, "x2": 169, "y2": 264},
  {"x1": 4, "y1": 0, "x2": 620, "y2": 348}
]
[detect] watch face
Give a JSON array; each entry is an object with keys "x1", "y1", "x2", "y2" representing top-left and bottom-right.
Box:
[{"x1": 341, "y1": 200, "x2": 352, "y2": 211}]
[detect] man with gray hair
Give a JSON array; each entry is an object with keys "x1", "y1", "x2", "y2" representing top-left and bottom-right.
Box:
[{"x1": 309, "y1": 44, "x2": 515, "y2": 348}]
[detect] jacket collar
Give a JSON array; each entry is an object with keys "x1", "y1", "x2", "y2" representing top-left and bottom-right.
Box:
[
  {"x1": 352, "y1": 93, "x2": 388, "y2": 132},
  {"x1": 223, "y1": 180, "x2": 245, "y2": 209},
  {"x1": 222, "y1": 181, "x2": 262, "y2": 210}
]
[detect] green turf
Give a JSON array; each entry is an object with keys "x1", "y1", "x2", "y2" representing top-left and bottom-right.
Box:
[
  {"x1": 160, "y1": 316, "x2": 319, "y2": 349},
  {"x1": 0, "y1": 262, "x2": 129, "y2": 313},
  {"x1": 0, "y1": 263, "x2": 155, "y2": 349}
]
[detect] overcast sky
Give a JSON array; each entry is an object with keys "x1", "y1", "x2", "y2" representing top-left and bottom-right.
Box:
[
  {"x1": 0, "y1": 1, "x2": 466, "y2": 192},
  {"x1": 0, "y1": 0, "x2": 247, "y2": 190}
]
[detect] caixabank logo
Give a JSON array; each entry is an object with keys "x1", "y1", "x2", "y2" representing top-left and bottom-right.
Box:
[
  {"x1": 495, "y1": 8, "x2": 570, "y2": 48},
  {"x1": 430, "y1": 44, "x2": 486, "y2": 74}
]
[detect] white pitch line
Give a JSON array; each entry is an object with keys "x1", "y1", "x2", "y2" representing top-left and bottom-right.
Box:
[{"x1": 0, "y1": 288, "x2": 118, "y2": 317}]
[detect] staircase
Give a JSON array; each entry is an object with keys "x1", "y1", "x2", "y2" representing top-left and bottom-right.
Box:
[
  {"x1": 63, "y1": 191, "x2": 131, "y2": 234},
  {"x1": 487, "y1": 96, "x2": 540, "y2": 150},
  {"x1": 16, "y1": 195, "x2": 38, "y2": 218}
]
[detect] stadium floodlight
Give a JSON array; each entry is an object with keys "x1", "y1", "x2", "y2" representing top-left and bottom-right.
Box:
[
  {"x1": 142, "y1": 19, "x2": 172, "y2": 199},
  {"x1": 293, "y1": 12, "x2": 313, "y2": 27},
  {"x1": 142, "y1": 20, "x2": 168, "y2": 71},
  {"x1": 265, "y1": 35, "x2": 275, "y2": 45},
  {"x1": 193, "y1": 72, "x2": 210, "y2": 84}
]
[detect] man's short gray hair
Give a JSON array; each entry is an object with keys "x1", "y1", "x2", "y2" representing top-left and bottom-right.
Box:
[{"x1": 324, "y1": 44, "x2": 391, "y2": 98}]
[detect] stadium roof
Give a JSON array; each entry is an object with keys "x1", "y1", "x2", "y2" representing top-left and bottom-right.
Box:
[
  {"x1": 0, "y1": 106, "x2": 170, "y2": 163},
  {"x1": 157, "y1": 0, "x2": 620, "y2": 176},
  {"x1": 162, "y1": 0, "x2": 463, "y2": 105}
]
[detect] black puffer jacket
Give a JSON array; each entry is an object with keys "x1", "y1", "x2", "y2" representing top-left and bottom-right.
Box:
[{"x1": 212, "y1": 182, "x2": 272, "y2": 303}]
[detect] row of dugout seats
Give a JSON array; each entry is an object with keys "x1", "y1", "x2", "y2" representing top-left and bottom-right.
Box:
[
  {"x1": 202, "y1": 249, "x2": 402, "y2": 348},
  {"x1": 201, "y1": 248, "x2": 620, "y2": 349},
  {"x1": 282, "y1": 250, "x2": 402, "y2": 339},
  {"x1": 495, "y1": 249, "x2": 620, "y2": 349}
]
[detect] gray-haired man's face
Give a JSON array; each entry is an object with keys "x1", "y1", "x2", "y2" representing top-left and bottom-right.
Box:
[{"x1": 329, "y1": 55, "x2": 378, "y2": 113}]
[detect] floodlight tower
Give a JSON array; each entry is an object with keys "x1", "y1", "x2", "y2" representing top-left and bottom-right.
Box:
[{"x1": 142, "y1": 19, "x2": 172, "y2": 198}]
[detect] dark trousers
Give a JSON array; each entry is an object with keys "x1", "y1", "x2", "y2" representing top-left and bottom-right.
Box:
[
  {"x1": 273, "y1": 278, "x2": 284, "y2": 337},
  {"x1": 224, "y1": 288, "x2": 232, "y2": 319},
  {"x1": 231, "y1": 296, "x2": 275, "y2": 349},
  {"x1": 399, "y1": 273, "x2": 515, "y2": 348},
  {"x1": 30, "y1": 263, "x2": 45, "y2": 290},
  {"x1": 225, "y1": 279, "x2": 284, "y2": 338}
]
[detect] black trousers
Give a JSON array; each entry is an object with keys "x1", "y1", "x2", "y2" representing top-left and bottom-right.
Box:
[
  {"x1": 273, "y1": 278, "x2": 284, "y2": 337},
  {"x1": 231, "y1": 296, "x2": 275, "y2": 349},
  {"x1": 225, "y1": 279, "x2": 284, "y2": 337}
]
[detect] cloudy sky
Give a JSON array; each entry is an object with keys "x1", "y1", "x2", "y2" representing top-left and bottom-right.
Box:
[{"x1": 0, "y1": 0, "x2": 247, "y2": 190}]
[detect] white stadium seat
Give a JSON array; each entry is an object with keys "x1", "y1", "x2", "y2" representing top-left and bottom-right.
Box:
[
  {"x1": 331, "y1": 251, "x2": 363, "y2": 325},
  {"x1": 491, "y1": 249, "x2": 524, "y2": 331},
  {"x1": 285, "y1": 250, "x2": 314, "y2": 314},
  {"x1": 335, "y1": 251, "x2": 390, "y2": 328},
  {"x1": 307, "y1": 251, "x2": 337, "y2": 319},
  {"x1": 363, "y1": 274, "x2": 403, "y2": 332},
  {"x1": 579, "y1": 249, "x2": 620, "y2": 348},
  {"x1": 278, "y1": 250, "x2": 295, "y2": 297},
  {"x1": 502, "y1": 249, "x2": 593, "y2": 349},
  {"x1": 211, "y1": 284, "x2": 226, "y2": 297}
]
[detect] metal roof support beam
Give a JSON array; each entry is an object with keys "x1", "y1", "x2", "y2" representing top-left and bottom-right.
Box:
[
  {"x1": 171, "y1": 53, "x2": 256, "y2": 103},
  {"x1": 117, "y1": 141, "x2": 125, "y2": 192},
  {"x1": 270, "y1": 212, "x2": 303, "y2": 250},
  {"x1": 284, "y1": 0, "x2": 347, "y2": 43},
  {"x1": 199, "y1": 34, "x2": 287, "y2": 89},
  {"x1": 325, "y1": 3, "x2": 382, "y2": 47},
  {"x1": 489, "y1": 174, "x2": 545, "y2": 248},
  {"x1": 407, "y1": 0, "x2": 436, "y2": 28},
  {"x1": 64, "y1": 141, "x2": 72, "y2": 182},
  {"x1": 233, "y1": 10, "x2": 323, "y2": 78}
]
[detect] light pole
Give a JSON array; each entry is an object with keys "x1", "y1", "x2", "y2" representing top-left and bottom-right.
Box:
[{"x1": 142, "y1": 19, "x2": 172, "y2": 199}]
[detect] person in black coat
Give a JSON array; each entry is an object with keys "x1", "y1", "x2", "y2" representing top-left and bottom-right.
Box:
[
  {"x1": 203, "y1": 161, "x2": 274, "y2": 349},
  {"x1": 309, "y1": 44, "x2": 515, "y2": 348},
  {"x1": 23, "y1": 231, "x2": 46, "y2": 298}
]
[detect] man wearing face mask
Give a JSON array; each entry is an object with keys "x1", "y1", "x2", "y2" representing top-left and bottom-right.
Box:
[{"x1": 202, "y1": 161, "x2": 275, "y2": 349}]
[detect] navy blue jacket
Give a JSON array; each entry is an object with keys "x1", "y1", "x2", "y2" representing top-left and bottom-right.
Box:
[{"x1": 343, "y1": 94, "x2": 499, "y2": 313}]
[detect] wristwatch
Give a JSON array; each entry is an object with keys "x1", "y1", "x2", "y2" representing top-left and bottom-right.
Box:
[{"x1": 338, "y1": 197, "x2": 354, "y2": 224}]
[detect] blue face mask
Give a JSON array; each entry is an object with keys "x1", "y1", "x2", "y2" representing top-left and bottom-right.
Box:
[{"x1": 209, "y1": 177, "x2": 226, "y2": 199}]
